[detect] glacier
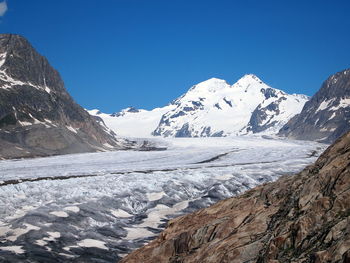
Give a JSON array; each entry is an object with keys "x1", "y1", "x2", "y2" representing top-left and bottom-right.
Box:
[{"x1": 0, "y1": 136, "x2": 326, "y2": 262}]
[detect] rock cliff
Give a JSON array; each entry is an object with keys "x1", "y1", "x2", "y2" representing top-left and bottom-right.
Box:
[
  {"x1": 279, "y1": 68, "x2": 350, "y2": 143},
  {"x1": 0, "y1": 34, "x2": 122, "y2": 159}
]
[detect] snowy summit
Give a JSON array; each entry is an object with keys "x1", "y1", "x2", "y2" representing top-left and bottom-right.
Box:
[{"x1": 90, "y1": 74, "x2": 308, "y2": 138}]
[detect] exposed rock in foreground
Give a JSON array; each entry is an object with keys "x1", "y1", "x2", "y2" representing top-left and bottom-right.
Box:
[
  {"x1": 0, "y1": 34, "x2": 123, "y2": 159},
  {"x1": 121, "y1": 131, "x2": 350, "y2": 262},
  {"x1": 279, "y1": 68, "x2": 350, "y2": 143}
]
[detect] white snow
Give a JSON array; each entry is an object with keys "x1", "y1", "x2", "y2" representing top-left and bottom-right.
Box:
[
  {"x1": 50, "y1": 211, "x2": 69, "y2": 217},
  {"x1": 103, "y1": 143, "x2": 114, "y2": 149},
  {"x1": 43, "y1": 232, "x2": 61, "y2": 242},
  {"x1": 147, "y1": 191, "x2": 166, "y2": 201},
  {"x1": 125, "y1": 200, "x2": 191, "y2": 240},
  {"x1": 89, "y1": 74, "x2": 308, "y2": 138},
  {"x1": 0, "y1": 246, "x2": 25, "y2": 254},
  {"x1": 2, "y1": 223, "x2": 40, "y2": 242},
  {"x1": 35, "y1": 239, "x2": 48, "y2": 247},
  {"x1": 0, "y1": 52, "x2": 7, "y2": 68},
  {"x1": 330, "y1": 97, "x2": 350, "y2": 111},
  {"x1": 78, "y1": 239, "x2": 108, "y2": 250},
  {"x1": 139, "y1": 201, "x2": 189, "y2": 229},
  {"x1": 0, "y1": 68, "x2": 53, "y2": 93},
  {"x1": 89, "y1": 105, "x2": 175, "y2": 138},
  {"x1": 18, "y1": 117, "x2": 53, "y2": 128},
  {"x1": 125, "y1": 227, "x2": 155, "y2": 240},
  {"x1": 18, "y1": 121, "x2": 32, "y2": 126},
  {"x1": 64, "y1": 206, "x2": 80, "y2": 213},
  {"x1": 58, "y1": 253, "x2": 75, "y2": 258},
  {"x1": 316, "y1": 99, "x2": 333, "y2": 112},
  {"x1": 215, "y1": 174, "x2": 234, "y2": 180},
  {"x1": 111, "y1": 209, "x2": 132, "y2": 218},
  {"x1": 66, "y1": 126, "x2": 78, "y2": 134},
  {"x1": 329, "y1": 112, "x2": 337, "y2": 120}
]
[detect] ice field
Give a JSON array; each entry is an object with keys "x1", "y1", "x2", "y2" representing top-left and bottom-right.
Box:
[{"x1": 0, "y1": 137, "x2": 327, "y2": 262}]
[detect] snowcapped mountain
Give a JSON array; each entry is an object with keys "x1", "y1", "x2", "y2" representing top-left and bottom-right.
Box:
[
  {"x1": 279, "y1": 68, "x2": 350, "y2": 143},
  {"x1": 90, "y1": 74, "x2": 308, "y2": 138},
  {"x1": 153, "y1": 74, "x2": 308, "y2": 137}
]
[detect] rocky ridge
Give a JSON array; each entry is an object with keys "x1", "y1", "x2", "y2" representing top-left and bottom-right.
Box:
[
  {"x1": 121, "y1": 131, "x2": 350, "y2": 262},
  {"x1": 0, "y1": 34, "x2": 124, "y2": 159},
  {"x1": 279, "y1": 68, "x2": 350, "y2": 143}
]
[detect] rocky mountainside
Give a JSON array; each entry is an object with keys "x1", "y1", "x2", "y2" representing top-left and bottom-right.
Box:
[
  {"x1": 279, "y1": 68, "x2": 350, "y2": 143},
  {"x1": 121, "y1": 131, "x2": 350, "y2": 263},
  {"x1": 0, "y1": 34, "x2": 123, "y2": 159},
  {"x1": 91, "y1": 75, "x2": 308, "y2": 138}
]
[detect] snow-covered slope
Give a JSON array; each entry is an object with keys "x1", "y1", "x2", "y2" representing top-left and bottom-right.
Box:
[
  {"x1": 90, "y1": 74, "x2": 308, "y2": 138},
  {"x1": 89, "y1": 105, "x2": 175, "y2": 138},
  {"x1": 153, "y1": 74, "x2": 308, "y2": 137}
]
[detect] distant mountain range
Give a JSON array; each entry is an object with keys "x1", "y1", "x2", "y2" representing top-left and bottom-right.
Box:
[
  {"x1": 91, "y1": 69, "x2": 350, "y2": 143},
  {"x1": 90, "y1": 74, "x2": 308, "y2": 138},
  {"x1": 0, "y1": 34, "x2": 348, "y2": 160},
  {"x1": 0, "y1": 34, "x2": 125, "y2": 159}
]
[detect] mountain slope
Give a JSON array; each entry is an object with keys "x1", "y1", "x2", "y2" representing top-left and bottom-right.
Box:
[
  {"x1": 279, "y1": 68, "x2": 350, "y2": 143},
  {"x1": 91, "y1": 75, "x2": 307, "y2": 138},
  {"x1": 121, "y1": 131, "x2": 350, "y2": 263},
  {"x1": 89, "y1": 105, "x2": 175, "y2": 138},
  {"x1": 153, "y1": 74, "x2": 308, "y2": 137},
  {"x1": 0, "y1": 34, "x2": 122, "y2": 159}
]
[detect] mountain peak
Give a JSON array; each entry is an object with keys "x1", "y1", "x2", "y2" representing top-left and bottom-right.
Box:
[
  {"x1": 188, "y1": 78, "x2": 229, "y2": 93},
  {"x1": 0, "y1": 34, "x2": 122, "y2": 158},
  {"x1": 236, "y1": 73, "x2": 264, "y2": 85},
  {"x1": 151, "y1": 73, "x2": 308, "y2": 137},
  {"x1": 279, "y1": 68, "x2": 350, "y2": 143},
  {"x1": 196, "y1": 77, "x2": 228, "y2": 86}
]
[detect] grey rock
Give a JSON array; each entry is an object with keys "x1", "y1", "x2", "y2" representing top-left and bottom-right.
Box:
[
  {"x1": 246, "y1": 97, "x2": 286, "y2": 133},
  {"x1": 111, "y1": 107, "x2": 140, "y2": 117},
  {"x1": 174, "y1": 123, "x2": 192, "y2": 137},
  {"x1": 278, "y1": 68, "x2": 350, "y2": 143},
  {"x1": 0, "y1": 34, "x2": 123, "y2": 159}
]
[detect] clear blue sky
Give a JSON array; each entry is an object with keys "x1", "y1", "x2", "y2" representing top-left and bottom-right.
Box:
[{"x1": 1, "y1": 0, "x2": 350, "y2": 112}]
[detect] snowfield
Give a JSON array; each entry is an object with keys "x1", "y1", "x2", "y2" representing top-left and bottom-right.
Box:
[
  {"x1": 89, "y1": 74, "x2": 308, "y2": 138},
  {"x1": 0, "y1": 137, "x2": 327, "y2": 262}
]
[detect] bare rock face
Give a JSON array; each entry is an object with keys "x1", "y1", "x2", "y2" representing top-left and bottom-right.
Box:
[
  {"x1": 121, "y1": 131, "x2": 350, "y2": 263},
  {"x1": 0, "y1": 34, "x2": 122, "y2": 159},
  {"x1": 279, "y1": 68, "x2": 350, "y2": 143}
]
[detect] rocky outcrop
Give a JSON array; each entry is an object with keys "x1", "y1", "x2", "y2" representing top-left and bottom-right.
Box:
[
  {"x1": 121, "y1": 131, "x2": 350, "y2": 262},
  {"x1": 0, "y1": 34, "x2": 123, "y2": 159},
  {"x1": 111, "y1": 107, "x2": 141, "y2": 117},
  {"x1": 279, "y1": 68, "x2": 350, "y2": 143}
]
